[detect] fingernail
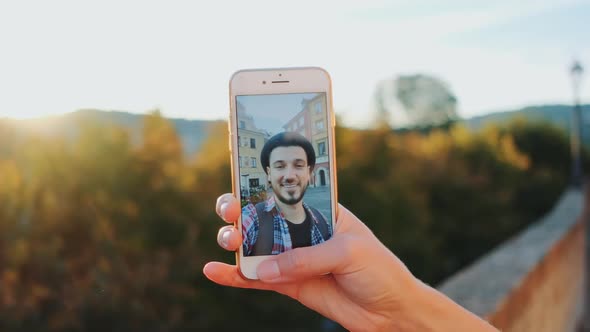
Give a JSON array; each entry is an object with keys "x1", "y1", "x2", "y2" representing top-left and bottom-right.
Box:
[
  {"x1": 220, "y1": 202, "x2": 228, "y2": 217},
  {"x1": 221, "y1": 231, "x2": 231, "y2": 248},
  {"x1": 257, "y1": 261, "x2": 280, "y2": 281}
]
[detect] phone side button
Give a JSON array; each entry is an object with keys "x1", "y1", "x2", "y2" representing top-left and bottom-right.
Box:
[{"x1": 332, "y1": 110, "x2": 336, "y2": 127}]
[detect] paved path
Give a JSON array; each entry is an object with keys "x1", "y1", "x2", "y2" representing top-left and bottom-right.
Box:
[{"x1": 303, "y1": 186, "x2": 333, "y2": 224}]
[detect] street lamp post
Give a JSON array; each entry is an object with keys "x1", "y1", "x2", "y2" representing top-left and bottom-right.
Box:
[
  {"x1": 571, "y1": 60, "x2": 584, "y2": 187},
  {"x1": 573, "y1": 60, "x2": 590, "y2": 332}
]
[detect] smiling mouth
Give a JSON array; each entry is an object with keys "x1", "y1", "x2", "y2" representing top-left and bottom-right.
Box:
[{"x1": 282, "y1": 183, "x2": 298, "y2": 189}]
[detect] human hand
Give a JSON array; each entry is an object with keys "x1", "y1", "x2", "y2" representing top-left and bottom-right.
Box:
[
  {"x1": 203, "y1": 194, "x2": 499, "y2": 332},
  {"x1": 204, "y1": 193, "x2": 420, "y2": 331}
]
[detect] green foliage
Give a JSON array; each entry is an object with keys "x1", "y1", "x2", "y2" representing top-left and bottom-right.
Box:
[
  {"x1": 0, "y1": 114, "x2": 570, "y2": 331},
  {"x1": 337, "y1": 122, "x2": 567, "y2": 283}
]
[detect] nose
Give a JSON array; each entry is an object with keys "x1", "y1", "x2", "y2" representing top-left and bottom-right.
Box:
[{"x1": 283, "y1": 166, "x2": 296, "y2": 182}]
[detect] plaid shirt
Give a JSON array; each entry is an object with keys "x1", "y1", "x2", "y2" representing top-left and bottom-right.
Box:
[{"x1": 242, "y1": 196, "x2": 332, "y2": 256}]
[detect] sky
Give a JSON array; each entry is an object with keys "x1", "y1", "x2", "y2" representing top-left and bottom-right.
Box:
[
  {"x1": 1, "y1": 0, "x2": 589, "y2": 127},
  {"x1": 237, "y1": 93, "x2": 320, "y2": 134}
]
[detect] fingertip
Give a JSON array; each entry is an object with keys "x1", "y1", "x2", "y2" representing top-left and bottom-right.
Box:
[
  {"x1": 222, "y1": 198, "x2": 241, "y2": 223},
  {"x1": 201, "y1": 262, "x2": 254, "y2": 288},
  {"x1": 219, "y1": 228, "x2": 231, "y2": 248},
  {"x1": 216, "y1": 193, "x2": 234, "y2": 215},
  {"x1": 202, "y1": 262, "x2": 216, "y2": 279},
  {"x1": 228, "y1": 230, "x2": 242, "y2": 250},
  {"x1": 217, "y1": 226, "x2": 242, "y2": 251},
  {"x1": 257, "y1": 260, "x2": 281, "y2": 281},
  {"x1": 202, "y1": 261, "x2": 231, "y2": 284}
]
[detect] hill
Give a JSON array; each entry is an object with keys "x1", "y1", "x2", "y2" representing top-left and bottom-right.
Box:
[
  {"x1": 4, "y1": 109, "x2": 222, "y2": 158},
  {"x1": 465, "y1": 104, "x2": 590, "y2": 131},
  {"x1": 5, "y1": 104, "x2": 590, "y2": 157}
]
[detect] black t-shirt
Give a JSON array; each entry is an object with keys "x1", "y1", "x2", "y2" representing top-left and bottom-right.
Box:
[{"x1": 286, "y1": 210, "x2": 312, "y2": 249}]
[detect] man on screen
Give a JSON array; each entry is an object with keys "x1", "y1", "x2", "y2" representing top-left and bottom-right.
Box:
[{"x1": 241, "y1": 132, "x2": 332, "y2": 256}]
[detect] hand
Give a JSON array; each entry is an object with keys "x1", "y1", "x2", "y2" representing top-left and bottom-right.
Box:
[
  {"x1": 203, "y1": 193, "x2": 417, "y2": 331},
  {"x1": 203, "y1": 194, "x2": 499, "y2": 332}
]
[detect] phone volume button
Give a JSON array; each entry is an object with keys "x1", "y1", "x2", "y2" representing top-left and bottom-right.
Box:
[{"x1": 332, "y1": 110, "x2": 336, "y2": 127}]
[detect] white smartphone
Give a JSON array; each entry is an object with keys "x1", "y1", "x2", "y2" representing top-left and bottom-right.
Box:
[{"x1": 228, "y1": 67, "x2": 338, "y2": 279}]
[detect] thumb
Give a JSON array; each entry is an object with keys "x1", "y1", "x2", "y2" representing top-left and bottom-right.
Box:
[{"x1": 256, "y1": 237, "x2": 348, "y2": 282}]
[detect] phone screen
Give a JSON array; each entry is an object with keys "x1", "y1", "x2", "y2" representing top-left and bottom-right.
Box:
[{"x1": 236, "y1": 92, "x2": 333, "y2": 256}]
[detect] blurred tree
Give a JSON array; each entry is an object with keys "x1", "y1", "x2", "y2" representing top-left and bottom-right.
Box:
[
  {"x1": 372, "y1": 74, "x2": 459, "y2": 128},
  {"x1": 0, "y1": 114, "x2": 570, "y2": 331}
]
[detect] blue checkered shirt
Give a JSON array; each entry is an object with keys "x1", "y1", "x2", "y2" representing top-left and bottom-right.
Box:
[{"x1": 241, "y1": 196, "x2": 332, "y2": 256}]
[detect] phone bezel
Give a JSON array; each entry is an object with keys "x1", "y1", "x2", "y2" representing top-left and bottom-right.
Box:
[{"x1": 228, "y1": 67, "x2": 338, "y2": 280}]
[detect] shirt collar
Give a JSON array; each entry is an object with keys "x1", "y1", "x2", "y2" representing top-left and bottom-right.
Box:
[
  {"x1": 265, "y1": 195, "x2": 315, "y2": 221},
  {"x1": 265, "y1": 195, "x2": 277, "y2": 212}
]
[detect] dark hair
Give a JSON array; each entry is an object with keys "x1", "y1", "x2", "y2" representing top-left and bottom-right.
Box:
[{"x1": 261, "y1": 132, "x2": 316, "y2": 174}]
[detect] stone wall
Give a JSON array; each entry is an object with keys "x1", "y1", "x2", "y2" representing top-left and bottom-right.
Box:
[{"x1": 438, "y1": 189, "x2": 586, "y2": 332}]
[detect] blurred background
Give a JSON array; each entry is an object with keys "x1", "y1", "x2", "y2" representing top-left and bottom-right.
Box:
[{"x1": 0, "y1": 1, "x2": 589, "y2": 331}]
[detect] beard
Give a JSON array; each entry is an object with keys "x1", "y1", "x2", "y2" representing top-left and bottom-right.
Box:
[{"x1": 273, "y1": 180, "x2": 309, "y2": 205}]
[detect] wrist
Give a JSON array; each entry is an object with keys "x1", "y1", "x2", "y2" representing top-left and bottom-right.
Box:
[{"x1": 393, "y1": 279, "x2": 499, "y2": 332}]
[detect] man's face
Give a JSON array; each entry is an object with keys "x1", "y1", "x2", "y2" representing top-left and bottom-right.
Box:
[{"x1": 267, "y1": 146, "x2": 311, "y2": 205}]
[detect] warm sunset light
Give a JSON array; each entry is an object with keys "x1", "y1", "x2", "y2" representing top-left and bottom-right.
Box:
[
  {"x1": 0, "y1": 1, "x2": 588, "y2": 126},
  {"x1": 0, "y1": 1, "x2": 588, "y2": 331}
]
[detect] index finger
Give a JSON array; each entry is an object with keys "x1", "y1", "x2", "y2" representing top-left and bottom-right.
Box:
[{"x1": 216, "y1": 193, "x2": 241, "y2": 224}]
